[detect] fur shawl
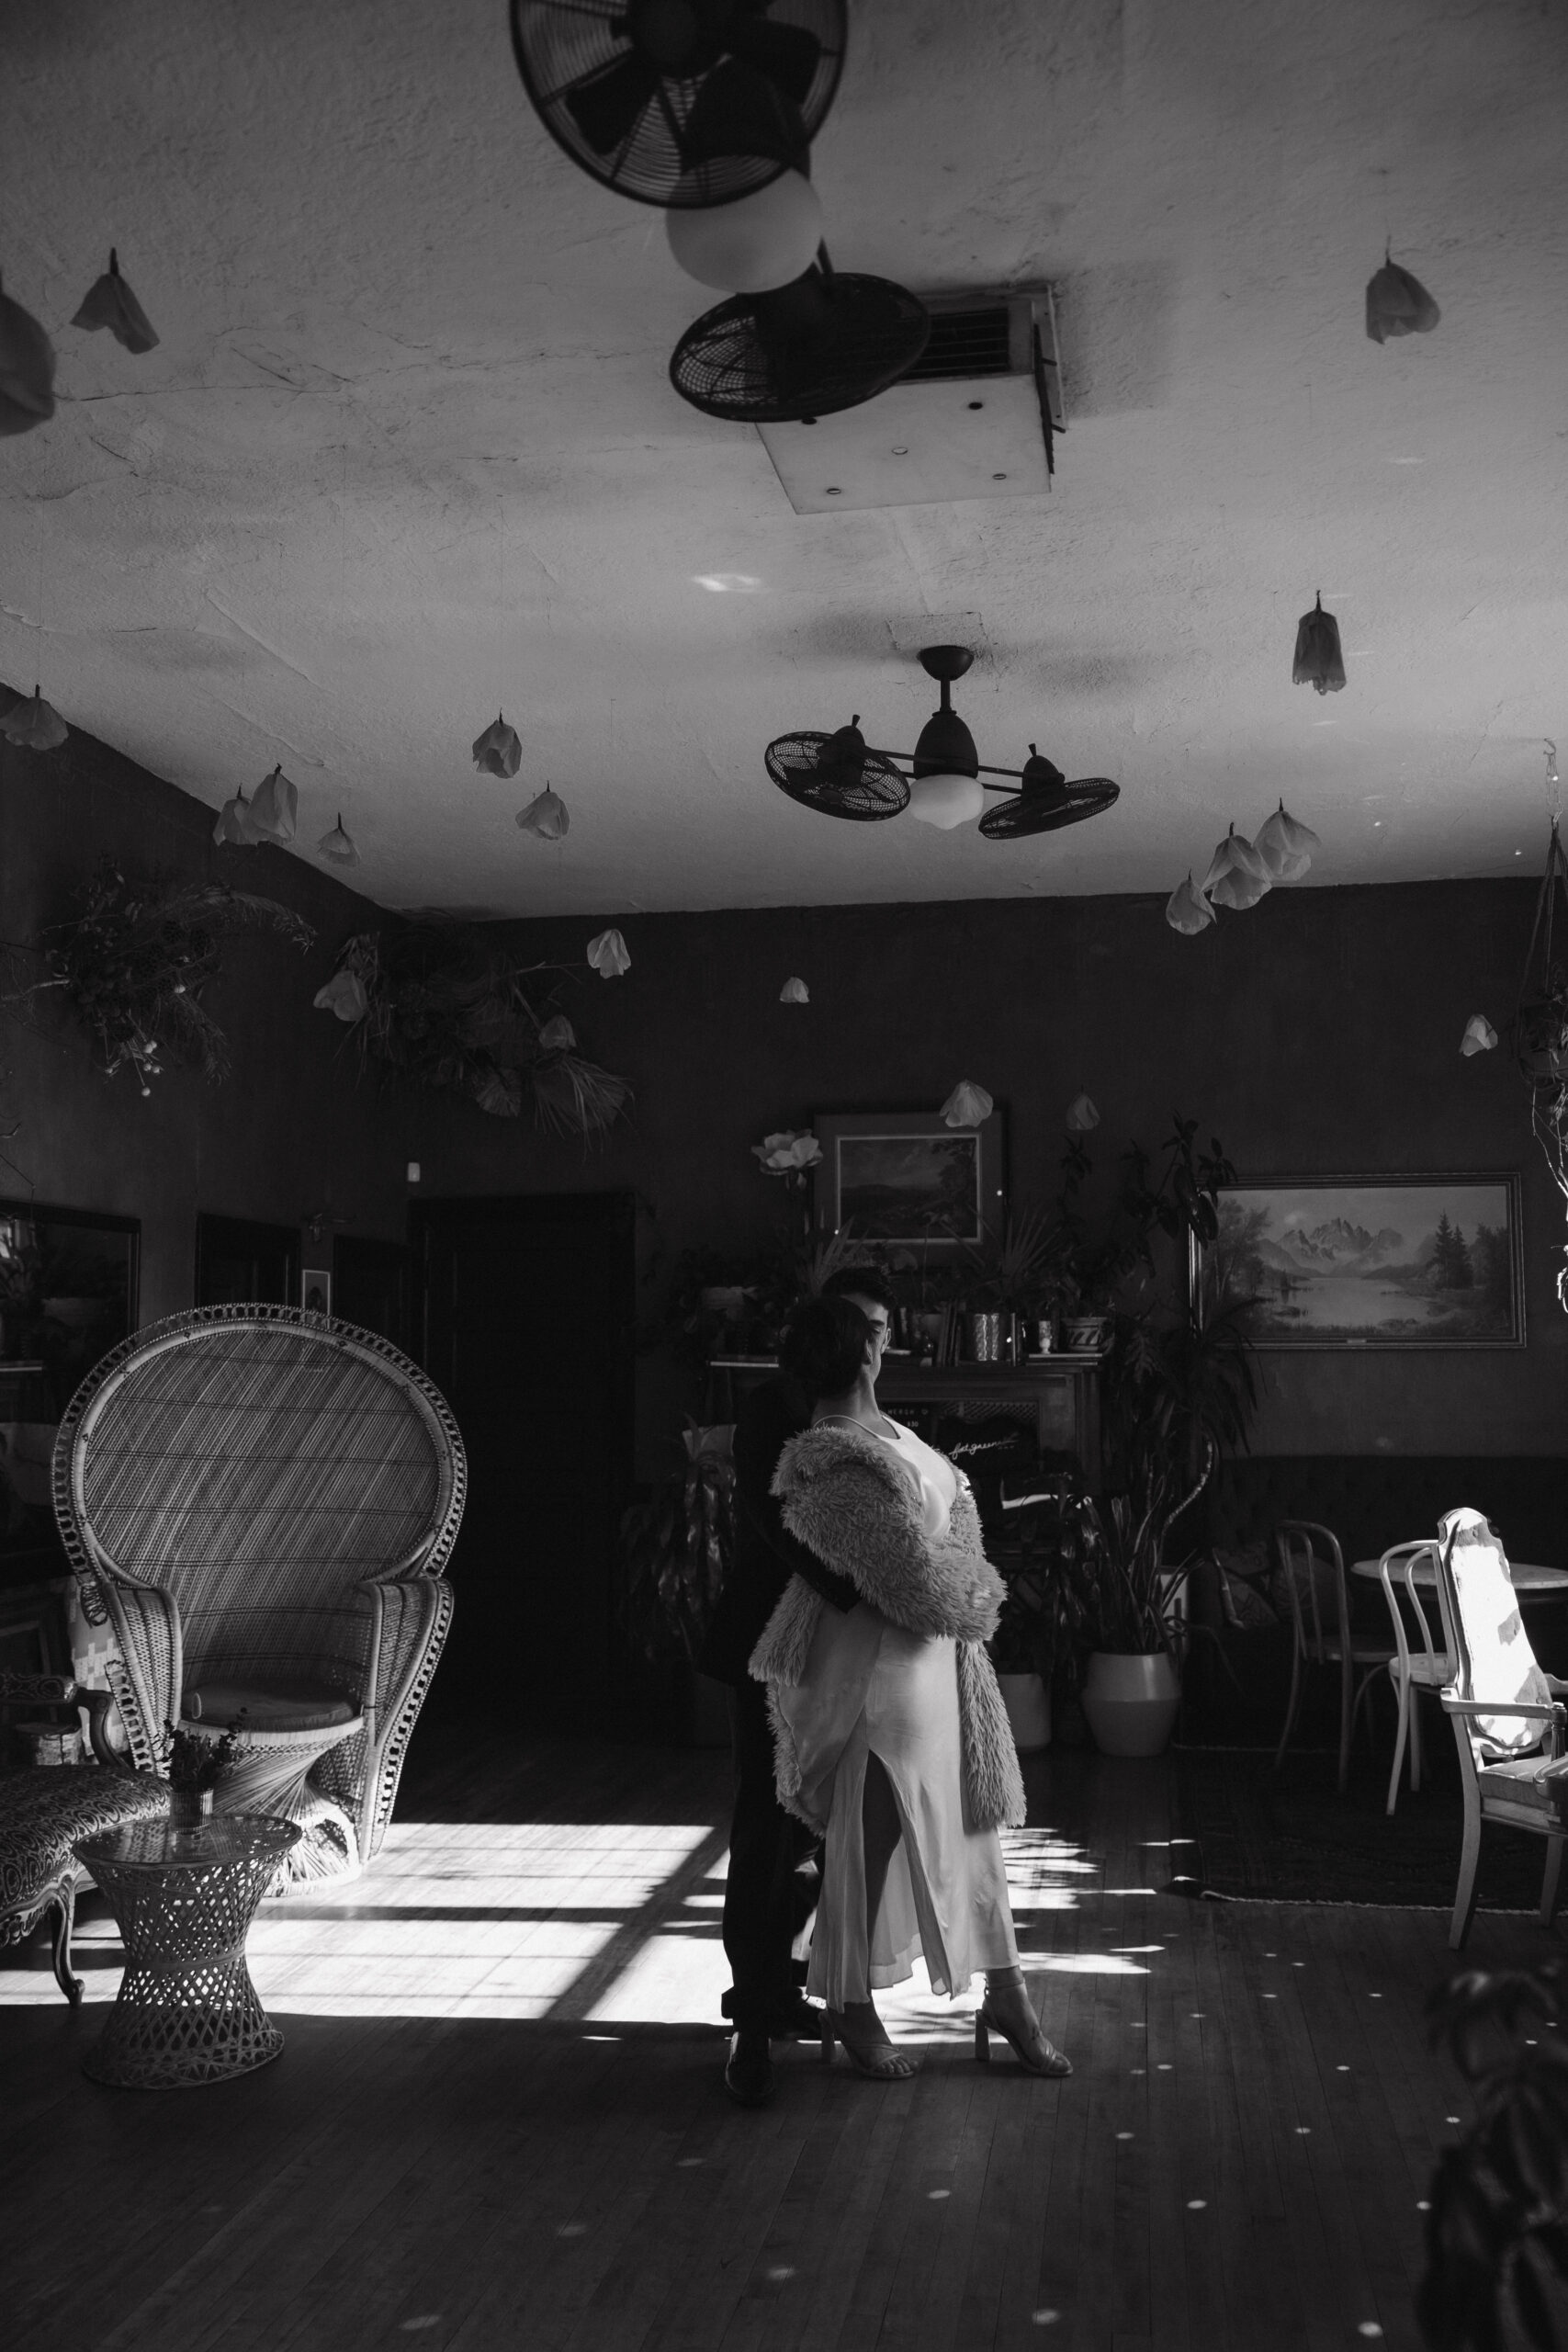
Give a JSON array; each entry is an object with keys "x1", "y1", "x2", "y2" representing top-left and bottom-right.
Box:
[{"x1": 748, "y1": 1419, "x2": 1025, "y2": 1833}]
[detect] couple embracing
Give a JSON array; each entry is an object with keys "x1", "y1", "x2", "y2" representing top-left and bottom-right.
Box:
[{"x1": 700, "y1": 1263, "x2": 1070, "y2": 2104}]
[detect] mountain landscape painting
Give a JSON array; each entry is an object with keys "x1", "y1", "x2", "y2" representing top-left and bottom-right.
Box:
[{"x1": 1201, "y1": 1179, "x2": 1523, "y2": 1345}]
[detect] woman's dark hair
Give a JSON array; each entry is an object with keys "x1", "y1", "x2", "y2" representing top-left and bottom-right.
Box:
[
  {"x1": 821, "y1": 1262, "x2": 898, "y2": 1313},
  {"x1": 779, "y1": 1294, "x2": 874, "y2": 1400}
]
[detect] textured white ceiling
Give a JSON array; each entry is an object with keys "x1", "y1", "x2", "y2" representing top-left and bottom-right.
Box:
[{"x1": 3, "y1": 0, "x2": 1567, "y2": 914}]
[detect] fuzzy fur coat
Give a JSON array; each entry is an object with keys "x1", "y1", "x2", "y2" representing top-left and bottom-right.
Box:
[{"x1": 748, "y1": 1419, "x2": 1026, "y2": 1834}]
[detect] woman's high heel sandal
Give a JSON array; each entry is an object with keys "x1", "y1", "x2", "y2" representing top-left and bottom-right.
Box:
[
  {"x1": 974, "y1": 1999, "x2": 1073, "y2": 2077},
  {"x1": 821, "y1": 2007, "x2": 917, "y2": 2080}
]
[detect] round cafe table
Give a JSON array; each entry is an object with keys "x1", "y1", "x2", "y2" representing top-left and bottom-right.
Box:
[
  {"x1": 1351, "y1": 1557, "x2": 1568, "y2": 1596},
  {"x1": 72, "y1": 1814, "x2": 300, "y2": 2090}
]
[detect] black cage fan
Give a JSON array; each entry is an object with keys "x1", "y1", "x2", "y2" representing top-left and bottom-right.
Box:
[
  {"x1": 766, "y1": 647, "x2": 1121, "y2": 837},
  {"x1": 510, "y1": 0, "x2": 846, "y2": 207},
  {"x1": 671, "y1": 251, "x2": 929, "y2": 422}
]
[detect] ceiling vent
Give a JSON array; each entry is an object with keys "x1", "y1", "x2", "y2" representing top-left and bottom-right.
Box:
[{"x1": 756, "y1": 287, "x2": 1064, "y2": 514}]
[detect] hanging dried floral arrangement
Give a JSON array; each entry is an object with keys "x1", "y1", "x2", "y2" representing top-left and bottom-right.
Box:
[
  {"x1": 315, "y1": 922, "x2": 632, "y2": 1138},
  {"x1": 13, "y1": 860, "x2": 313, "y2": 1092},
  {"x1": 71, "y1": 251, "x2": 160, "y2": 356},
  {"x1": 1292, "y1": 594, "x2": 1346, "y2": 695},
  {"x1": 0, "y1": 276, "x2": 55, "y2": 436}
]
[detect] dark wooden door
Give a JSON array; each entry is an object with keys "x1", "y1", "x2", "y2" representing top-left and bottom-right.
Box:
[
  {"x1": 195, "y1": 1215, "x2": 299, "y2": 1307},
  {"x1": 412, "y1": 1193, "x2": 636, "y2": 1698},
  {"x1": 333, "y1": 1234, "x2": 411, "y2": 1351}
]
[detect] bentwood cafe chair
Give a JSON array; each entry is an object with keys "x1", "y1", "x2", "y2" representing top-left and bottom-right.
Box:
[{"x1": 53, "y1": 1305, "x2": 466, "y2": 1883}]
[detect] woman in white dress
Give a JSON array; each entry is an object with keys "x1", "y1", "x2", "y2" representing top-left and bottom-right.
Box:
[{"x1": 750, "y1": 1291, "x2": 1071, "y2": 2082}]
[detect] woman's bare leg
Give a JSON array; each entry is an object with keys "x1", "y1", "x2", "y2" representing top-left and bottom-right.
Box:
[{"x1": 832, "y1": 1754, "x2": 914, "y2": 2075}]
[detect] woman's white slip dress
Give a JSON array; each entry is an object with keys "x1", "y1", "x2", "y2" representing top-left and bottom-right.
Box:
[{"x1": 777, "y1": 1416, "x2": 1021, "y2": 2006}]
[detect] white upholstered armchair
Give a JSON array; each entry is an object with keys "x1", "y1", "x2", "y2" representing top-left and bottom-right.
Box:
[{"x1": 53, "y1": 1305, "x2": 465, "y2": 1883}]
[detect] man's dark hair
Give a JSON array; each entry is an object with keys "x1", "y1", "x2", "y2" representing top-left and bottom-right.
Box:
[
  {"x1": 820, "y1": 1262, "x2": 898, "y2": 1314},
  {"x1": 778, "y1": 1294, "x2": 874, "y2": 1400}
]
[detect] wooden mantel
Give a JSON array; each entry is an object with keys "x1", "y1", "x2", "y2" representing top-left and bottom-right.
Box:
[{"x1": 706, "y1": 1353, "x2": 1104, "y2": 1488}]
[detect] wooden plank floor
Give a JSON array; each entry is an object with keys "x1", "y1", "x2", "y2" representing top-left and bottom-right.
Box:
[{"x1": 0, "y1": 1725, "x2": 1555, "y2": 2352}]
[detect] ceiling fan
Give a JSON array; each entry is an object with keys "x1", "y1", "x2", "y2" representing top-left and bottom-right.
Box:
[
  {"x1": 765, "y1": 646, "x2": 1121, "y2": 836},
  {"x1": 670, "y1": 251, "x2": 929, "y2": 421},
  {"x1": 509, "y1": 0, "x2": 846, "y2": 207}
]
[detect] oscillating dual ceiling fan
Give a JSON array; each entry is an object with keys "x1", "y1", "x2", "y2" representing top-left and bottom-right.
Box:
[
  {"x1": 509, "y1": 0, "x2": 846, "y2": 207},
  {"x1": 765, "y1": 648, "x2": 1121, "y2": 839}
]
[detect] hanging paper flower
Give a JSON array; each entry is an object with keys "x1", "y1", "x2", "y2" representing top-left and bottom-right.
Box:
[
  {"x1": 472, "y1": 713, "x2": 522, "y2": 779},
  {"x1": 538, "y1": 1013, "x2": 576, "y2": 1050},
  {"x1": 516, "y1": 786, "x2": 570, "y2": 840},
  {"x1": 1065, "y1": 1093, "x2": 1100, "y2": 1132},
  {"x1": 318, "y1": 813, "x2": 359, "y2": 866},
  {"x1": 779, "y1": 977, "x2": 810, "y2": 1003},
  {"x1": 312, "y1": 969, "x2": 369, "y2": 1023},
  {"x1": 70, "y1": 250, "x2": 159, "y2": 356},
  {"x1": 1204, "y1": 825, "x2": 1272, "y2": 911},
  {"x1": 0, "y1": 277, "x2": 55, "y2": 437},
  {"x1": 248, "y1": 764, "x2": 298, "y2": 843},
  {"x1": 1165, "y1": 874, "x2": 1214, "y2": 936},
  {"x1": 0, "y1": 684, "x2": 67, "y2": 750},
  {"x1": 1461, "y1": 1013, "x2": 1499, "y2": 1058},
  {"x1": 1292, "y1": 594, "x2": 1346, "y2": 695},
  {"x1": 1254, "y1": 802, "x2": 1320, "y2": 883},
  {"x1": 751, "y1": 1129, "x2": 822, "y2": 1179},
  {"x1": 1365, "y1": 254, "x2": 1439, "y2": 345},
  {"x1": 212, "y1": 786, "x2": 263, "y2": 846},
  {"x1": 942, "y1": 1080, "x2": 993, "y2": 1128},
  {"x1": 586, "y1": 927, "x2": 630, "y2": 978}
]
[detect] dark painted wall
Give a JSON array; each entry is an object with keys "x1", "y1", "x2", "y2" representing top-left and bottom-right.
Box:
[
  {"x1": 402, "y1": 884, "x2": 1566, "y2": 1469},
  {"x1": 1, "y1": 698, "x2": 413, "y2": 1317},
  {"x1": 9, "y1": 696, "x2": 1559, "y2": 1471}
]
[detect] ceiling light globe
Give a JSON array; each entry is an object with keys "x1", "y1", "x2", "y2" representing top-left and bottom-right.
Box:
[
  {"x1": 907, "y1": 772, "x2": 985, "y2": 830},
  {"x1": 665, "y1": 172, "x2": 824, "y2": 293}
]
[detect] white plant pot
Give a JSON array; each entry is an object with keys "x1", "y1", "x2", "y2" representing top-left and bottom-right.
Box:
[
  {"x1": 998, "y1": 1671, "x2": 1052, "y2": 1752},
  {"x1": 1080, "y1": 1650, "x2": 1180, "y2": 1758}
]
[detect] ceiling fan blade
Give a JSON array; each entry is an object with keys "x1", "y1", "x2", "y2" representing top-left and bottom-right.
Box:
[
  {"x1": 564, "y1": 51, "x2": 660, "y2": 154},
  {"x1": 726, "y1": 19, "x2": 824, "y2": 108},
  {"x1": 681, "y1": 59, "x2": 807, "y2": 168},
  {"x1": 978, "y1": 779, "x2": 1119, "y2": 840}
]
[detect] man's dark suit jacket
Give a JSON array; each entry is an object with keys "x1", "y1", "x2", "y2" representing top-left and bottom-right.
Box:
[{"x1": 698, "y1": 1374, "x2": 859, "y2": 1686}]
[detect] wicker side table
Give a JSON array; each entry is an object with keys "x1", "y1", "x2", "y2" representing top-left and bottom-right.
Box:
[{"x1": 73, "y1": 1814, "x2": 301, "y2": 2089}]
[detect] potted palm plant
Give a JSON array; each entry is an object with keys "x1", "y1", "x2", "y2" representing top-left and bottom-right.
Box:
[
  {"x1": 1051, "y1": 1118, "x2": 1259, "y2": 1756},
  {"x1": 618, "y1": 1422, "x2": 736, "y2": 1743}
]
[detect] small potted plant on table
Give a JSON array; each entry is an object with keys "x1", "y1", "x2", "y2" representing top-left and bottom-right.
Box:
[{"x1": 159, "y1": 1716, "x2": 250, "y2": 1827}]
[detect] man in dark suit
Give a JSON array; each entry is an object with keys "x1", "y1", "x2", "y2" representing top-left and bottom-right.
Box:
[{"x1": 697, "y1": 1265, "x2": 898, "y2": 2107}]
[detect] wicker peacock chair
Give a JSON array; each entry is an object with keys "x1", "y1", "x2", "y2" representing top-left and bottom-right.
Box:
[{"x1": 53, "y1": 1305, "x2": 465, "y2": 1884}]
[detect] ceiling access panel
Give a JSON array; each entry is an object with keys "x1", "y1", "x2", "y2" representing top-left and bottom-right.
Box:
[{"x1": 756, "y1": 288, "x2": 1064, "y2": 514}]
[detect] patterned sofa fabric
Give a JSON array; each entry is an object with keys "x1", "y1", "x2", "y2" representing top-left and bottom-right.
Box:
[{"x1": 0, "y1": 1764, "x2": 171, "y2": 1998}]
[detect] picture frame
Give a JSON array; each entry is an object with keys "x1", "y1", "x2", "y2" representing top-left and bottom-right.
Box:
[
  {"x1": 1190, "y1": 1173, "x2": 1525, "y2": 1349},
  {"x1": 813, "y1": 1110, "x2": 1006, "y2": 1252},
  {"x1": 301, "y1": 1267, "x2": 333, "y2": 1317}
]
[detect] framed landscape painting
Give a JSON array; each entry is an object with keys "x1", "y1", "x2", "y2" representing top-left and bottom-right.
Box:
[
  {"x1": 1192, "y1": 1174, "x2": 1524, "y2": 1348},
  {"x1": 813, "y1": 1111, "x2": 1005, "y2": 1251}
]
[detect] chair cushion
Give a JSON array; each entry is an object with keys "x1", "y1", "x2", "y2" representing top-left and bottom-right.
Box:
[
  {"x1": 183, "y1": 1680, "x2": 357, "y2": 1734},
  {"x1": 1478, "y1": 1756, "x2": 1568, "y2": 1817},
  {"x1": 0, "y1": 1765, "x2": 171, "y2": 1940}
]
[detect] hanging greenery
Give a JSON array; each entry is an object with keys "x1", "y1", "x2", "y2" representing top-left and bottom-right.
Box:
[
  {"x1": 17, "y1": 860, "x2": 313, "y2": 1092},
  {"x1": 319, "y1": 922, "x2": 632, "y2": 1138}
]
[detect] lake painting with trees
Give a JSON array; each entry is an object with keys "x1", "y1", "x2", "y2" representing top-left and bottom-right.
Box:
[{"x1": 1197, "y1": 1177, "x2": 1523, "y2": 1346}]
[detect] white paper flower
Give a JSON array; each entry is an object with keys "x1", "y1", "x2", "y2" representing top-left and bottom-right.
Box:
[
  {"x1": 1204, "y1": 826, "x2": 1272, "y2": 911},
  {"x1": 472, "y1": 713, "x2": 522, "y2": 778},
  {"x1": 779, "y1": 977, "x2": 810, "y2": 1003},
  {"x1": 71, "y1": 251, "x2": 159, "y2": 355},
  {"x1": 248, "y1": 764, "x2": 298, "y2": 843},
  {"x1": 1065, "y1": 1092, "x2": 1100, "y2": 1132},
  {"x1": 942, "y1": 1080, "x2": 993, "y2": 1128},
  {"x1": 0, "y1": 686, "x2": 66, "y2": 750},
  {"x1": 0, "y1": 277, "x2": 55, "y2": 437},
  {"x1": 213, "y1": 786, "x2": 262, "y2": 846},
  {"x1": 313, "y1": 970, "x2": 368, "y2": 1024},
  {"x1": 586, "y1": 927, "x2": 630, "y2": 978},
  {"x1": 1254, "y1": 803, "x2": 1320, "y2": 883},
  {"x1": 751, "y1": 1129, "x2": 823, "y2": 1177},
  {"x1": 516, "y1": 787, "x2": 570, "y2": 841},
  {"x1": 1165, "y1": 874, "x2": 1214, "y2": 935},
  {"x1": 318, "y1": 814, "x2": 359, "y2": 865},
  {"x1": 538, "y1": 1013, "x2": 576, "y2": 1049},
  {"x1": 1461, "y1": 1013, "x2": 1498, "y2": 1057}
]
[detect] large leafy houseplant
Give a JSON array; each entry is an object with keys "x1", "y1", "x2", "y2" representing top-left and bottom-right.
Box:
[
  {"x1": 618, "y1": 1424, "x2": 735, "y2": 1665},
  {"x1": 1052, "y1": 1117, "x2": 1260, "y2": 1664},
  {"x1": 1420, "y1": 1960, "x2": 1568, "y2": 2351}
]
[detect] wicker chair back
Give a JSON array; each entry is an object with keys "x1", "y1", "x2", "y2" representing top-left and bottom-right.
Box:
[{"x1": 51, "y1": 1307, "x2": 465, "y2": 1857}]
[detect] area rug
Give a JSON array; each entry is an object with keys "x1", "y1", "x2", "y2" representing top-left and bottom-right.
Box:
[{"x1": 1168, "y1": 1744, "x2": 1552, "y2": 1910}]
